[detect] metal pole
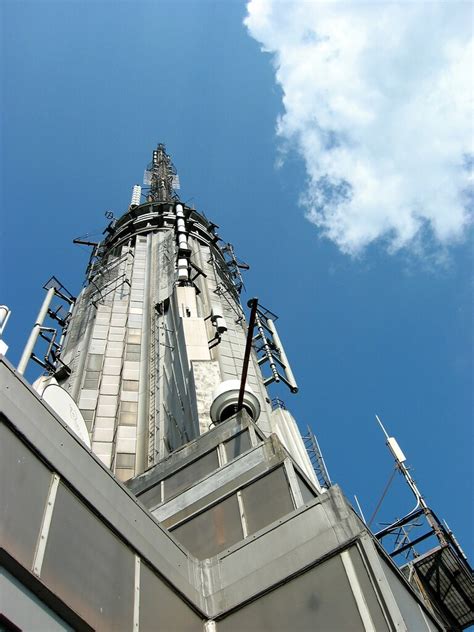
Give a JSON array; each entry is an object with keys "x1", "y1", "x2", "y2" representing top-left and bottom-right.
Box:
[
  {"x1": 267, "y1": 318, "x2": 298, "y2": 393},
  {"x1": 18, "y1": 287, "x2": 55, "y2": 375},
  {"x1": 237, "y1": 298, "x2": 258, "y2": 413}
]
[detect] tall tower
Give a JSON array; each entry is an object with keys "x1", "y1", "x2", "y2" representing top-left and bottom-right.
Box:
[
  {"x1": 58, "y1": 143, "x2": 311, "y2": 484},
  {"x1": 1, "y1": 144, "x2": 471, "y2": 631}
]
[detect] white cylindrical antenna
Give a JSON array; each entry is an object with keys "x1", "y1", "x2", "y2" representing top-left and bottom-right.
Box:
[
  {"x1": 267, "y1": 318, "x2": 298, "y2": 393},
  {"x1": 376, "y1": 415, "x2": 406, "y2": 463},
  {"x1": 177, "y1": 258, "x2": 189, "y2": 281},
  {"x1": 18, "y1": 287, "x2": 56, "y2": 375},
  {"x1": 130, "y1": 185, "x2": 141, "y2": 208},
  {"x1": 387, "y1": 437, "x2": 406, "y2": 463},
  {"x1": 0, "y1": 305, "x2": 11, "y2": 336}
]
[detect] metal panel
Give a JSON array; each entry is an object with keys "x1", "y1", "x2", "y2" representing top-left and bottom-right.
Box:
[
  {"x1": 163, "y1": 450, "x2": 220, "y2": 501},
  {"x1": 380, "y1": 557, "x2": 439, "y2": 631},
  {"x1": 0, "y1": 421, "x2": 51, "y2": 569},
  {"x1": 240, "y1": 467, "x2": 294, "y2": 536},
  {"x1": 217, "y1": 554, "x2": 364, "y2": 632},
  {"x1": 224, "y1": 430, "x2": 251, "y2": 462},
  {"x1": 41, "y1": 483, "x2": 135, "y2": 632},
  {"x1": 139, "y1": 562, "x2": 203, "y2": 631},
  {"x1": 171, "y1": 494, "x2": 243, "y2": 560}
]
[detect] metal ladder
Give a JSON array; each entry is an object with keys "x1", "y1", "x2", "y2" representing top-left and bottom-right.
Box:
[{"x1": 302, "y1": 425, "x2": 332, "y2": 490}]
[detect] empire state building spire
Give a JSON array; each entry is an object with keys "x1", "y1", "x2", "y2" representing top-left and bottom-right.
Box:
[{"x1": 144, "y1": 142, "x2": 179, "y2": 203}]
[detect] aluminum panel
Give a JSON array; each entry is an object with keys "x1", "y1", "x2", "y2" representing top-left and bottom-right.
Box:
[
  {"x1": 381, "y1": 557, "x2": 438, "y2": 631},
  {"x1": 218, "y1": 555, "x2": 364, "y2": 632},
  {"x1": 93, "y1": 416, "x2": 115, "y2": 429},
  {"x1": 0, "y1": 421, "x2": 51, "y2": 569},
  {"x1": 93, "y1": 427, "x2": 114, "y2": 442},
  {"x1": 116, "y1": 437, "x2": 136, "y2": 453},
  {"x1": 348, "y1": 546, "x2": 390, "y2": 631},
  {"x1": 171, "y1": 494, "x2": 243, "y2": 560},
  {"x1": 89, "y1": 339, "x2": 107, "y2": 354},
  {"x1": 139, "y1": 562, "x2": 202, "y2": 632},
  {"x1": 92, "y1": 441, "x2": 113, "y2": 454},
  {"x1": 41, "y1": 483, "x2": 135, "y2": 631},
  {"x1": 100, "y1": 382, "x2": 120, "y2": 395},
  {"x1": 0, "y1": 567, "x2": 72, "y2": 631},
  {"x1": 103, "y1": 357, "x2": 122, "y2": 375},
  {"x1": 240, "y1": 468, "x2": 294, "y2": 536}
]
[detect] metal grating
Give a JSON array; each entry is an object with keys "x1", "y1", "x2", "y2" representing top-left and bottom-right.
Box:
[{"x1": 412, "y1": 544, "x2": 474, "y2": 629}]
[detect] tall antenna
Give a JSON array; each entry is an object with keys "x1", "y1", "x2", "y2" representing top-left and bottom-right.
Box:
[{"x1": 143, "y1": 143, "x2": 179, "y2": 203}]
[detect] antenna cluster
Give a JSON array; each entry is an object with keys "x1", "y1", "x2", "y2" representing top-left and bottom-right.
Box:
[{"x1": 143, "y1": 143, "x2": 180, "y2": 203}]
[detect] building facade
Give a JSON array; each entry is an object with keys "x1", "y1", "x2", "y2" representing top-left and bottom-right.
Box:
[{"x1": 1, "y1": 145, "x2": 471, "y2": 631}]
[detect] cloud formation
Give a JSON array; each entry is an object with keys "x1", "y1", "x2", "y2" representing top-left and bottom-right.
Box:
[{"x1": 245, "y1": 1, "x2": 473, "y2": 255}]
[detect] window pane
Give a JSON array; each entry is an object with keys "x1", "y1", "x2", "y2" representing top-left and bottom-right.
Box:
[
  {"x1": 121, "y1": 401, "x2": 138, "y2": 413},
  {"x1": 116, "y1": 453, "x2": 135, "y2": 468},
  {"x1": 83, "y1": 371, "x2": 100, "y2": 389},
  {"x1": 241, "y1": 468, "x2": 294, "y2": 536},
  {"x1": 163, "y1": 450, "x2": 219, "y2": 501},
  {"x1": 296, "y1": 473, "x2": 316, "y2": 503},
  {"x1": 122, "y1": 380, "x2": 139, "y2": 391},
  {"x1": 87, "y1": 354, "x2": 103, "y2": 371},
  {"x1": 119, "y1": 412, "x2": 137, "y2": 426},
  {"x1": 224, "y1": 430, "x2": 251, "y2": 461},
  {"x1": 171, "y1": 494, "x2": 243, "y2": 559}
]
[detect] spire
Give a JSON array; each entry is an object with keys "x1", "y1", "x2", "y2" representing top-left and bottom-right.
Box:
[{"x1": 144, "y1": 143, "x2": 179, "y2": 203}]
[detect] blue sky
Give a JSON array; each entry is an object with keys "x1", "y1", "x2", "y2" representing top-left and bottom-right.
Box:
[{"x1": 2, "y1": 1, "x2": 473, "y2": 559}]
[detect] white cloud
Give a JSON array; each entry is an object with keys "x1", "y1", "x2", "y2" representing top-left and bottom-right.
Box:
[{"x1": 245, "y1": 1, "x2": 473, "y2": 255}]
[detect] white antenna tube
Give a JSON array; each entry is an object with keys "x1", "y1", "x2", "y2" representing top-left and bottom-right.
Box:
[
  {"x1": 0, "y1": 305, "x2": 11, "y2": 336},
  {"x1": 375, "y1": 414, "x2": 389, "y2": 439},
  {"x1": 267, "y1": 318, "x2": 298, "y2": 393},
  {"x1": 176, "y1": 203, "x2": 189, "y2": 281},
  {"x1": 18, "y1": 287, "x2": 55, "y2": 375},
  {"x1": 130, "y1": 185, "x2": 141, "y2": 208}
]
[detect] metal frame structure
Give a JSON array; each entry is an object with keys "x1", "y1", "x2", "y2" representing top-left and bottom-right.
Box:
[{"x1": 374, "y1": 416, "x2": 473, "y2": 629}]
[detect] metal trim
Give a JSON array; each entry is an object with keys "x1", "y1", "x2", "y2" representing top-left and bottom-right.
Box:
[
  {"x1": 341, "y1": 549, "x2": 376, "y2": 631},
  {"x1": 32, "y1": 472, "x2": 60, "y2": 577}
]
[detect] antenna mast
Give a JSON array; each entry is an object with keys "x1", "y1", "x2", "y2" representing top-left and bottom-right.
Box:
[{"x1": 144, "y1": 143, "x2": 179, "y2": 203}]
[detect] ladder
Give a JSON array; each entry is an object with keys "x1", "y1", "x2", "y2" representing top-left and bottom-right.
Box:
[{"x1": 302, "y1": 425, "x2": 332, "y2": 490}]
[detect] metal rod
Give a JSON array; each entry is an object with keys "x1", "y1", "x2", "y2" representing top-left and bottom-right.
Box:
[
  {"x1": 389, "y1": 531, "x2": 434, "y2": 557},
  {"x1": 354, "y1": 495, "x2": 367, "y2": 524},
  {"x1": 17, "y1": 287, "x2": 55, "y2": 375},
  {"x1": 368, "y1": 465, "x2": 398, "y2": 527},
  {"x1": 237, "y1": 298, "x2": 258, "y2": 413}
]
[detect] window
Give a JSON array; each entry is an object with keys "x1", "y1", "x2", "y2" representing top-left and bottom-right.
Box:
[
  {"x1": 83, "y1": 371, "x2": 100, "y2": 389},
  {"x1": 125, "y1": 343, "x2": 141, "y2": 362},
  {"x1": 116, "y1": 453, "x2": 135, "y2": 468},
  {"x1": 80, "y1": 409, "x2": 95, "y2": 431},
  {"x1": 122, "y1": 380, "x2": 139, "y2": 391},
  {"x1": 224, "y1": 431, "x2": 251, "y2": 461},
  {"x1": 119, "y1": 401, "x2": 138, "y2": 425},
  {"x1": 87, "y1": 354, "x2": 103, "y2": 371}
]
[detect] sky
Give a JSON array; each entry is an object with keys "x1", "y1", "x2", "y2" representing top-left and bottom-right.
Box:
[{"x1": 1, "y1": 0, "x2": 473, "y2": 561}]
